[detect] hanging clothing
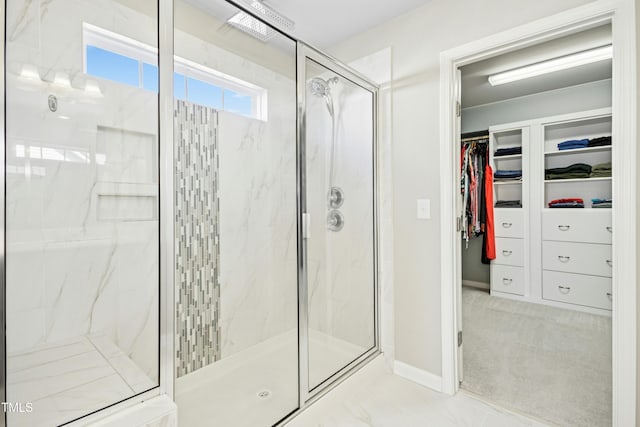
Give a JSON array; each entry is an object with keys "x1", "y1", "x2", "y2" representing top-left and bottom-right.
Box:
[
  {"x1": 460, "y1": 131, "x2": 495, "y2": 264},
  {"x1": 482, "y1": 163, "x2": 495, "y2": 263}
]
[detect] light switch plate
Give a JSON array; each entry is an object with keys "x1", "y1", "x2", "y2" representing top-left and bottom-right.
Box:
[{"x1": 417, "y1": 199, "x2": 431, "y2": 219}]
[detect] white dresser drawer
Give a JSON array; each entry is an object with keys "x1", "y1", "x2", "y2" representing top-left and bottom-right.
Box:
[
  {"x1": 542, "y1": 270, "x2": 612, "y2": 310},
  {"x1": 542, "y1": 241, "x2": 612, "y2": 277},
  {"x1": 542, "y1": 211, "x2": 612, "y2": 244},
  {"x1": 494, "y1": 237, "x2": 524, "y2": 267},
  {"x1": 491, "y1": 265, "x2": 524, "y2": 296},
  {"x1": 494, "y1": 209, "x2": 524, "y2": 238}
]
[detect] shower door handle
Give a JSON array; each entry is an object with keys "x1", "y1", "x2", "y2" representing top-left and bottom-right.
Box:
[{"x1": 302, "y1": 213, "x2": 311, "y2": 239}]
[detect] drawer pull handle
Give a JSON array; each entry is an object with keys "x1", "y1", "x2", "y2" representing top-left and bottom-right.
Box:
[
  {"x1": 606, "y1": 259, "x2": 613, "y2": 267},
  {"x1": 606, "y1": 292, "x2": 612, "y2": 300},
  {"x1": 502, "y1": 250, "x2": 512, "y2": 256},
  {"x1": 606, "y1": 226, "x2": 612, "y2": 233},
  {"x1": 558, "y1": 285, "x2": 571, "y2": 294},
  {"x1": 558, "y1": 225, "x2": 571, "y2": 231},
  {"x1": 502, "y1": 278, "x2": 512, "y2": 285},
  {"x1": 558, "y1": 255, "x2": 571, "y2": 263},
  {"x1": 502, "y1": 222, "x2": 512, "y2": 228}
]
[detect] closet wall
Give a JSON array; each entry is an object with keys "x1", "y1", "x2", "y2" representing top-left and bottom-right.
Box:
[{"x1": 461, "y1": 79, "x2": 612, "y2": 286}]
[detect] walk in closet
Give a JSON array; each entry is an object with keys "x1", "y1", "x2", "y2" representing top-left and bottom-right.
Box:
[
  {"x1": 488, "y1": 108, "x2": 612, "y2": 313},
  {"x1": 457, "y1": 23, "x2": 613, "y2": 427}
]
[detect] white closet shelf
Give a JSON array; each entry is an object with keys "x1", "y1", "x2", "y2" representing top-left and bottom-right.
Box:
[
  {"x1": 544, "y1": 146, "x2": 612, "y2": 156},
  {"x1": 543, "y1": 207, "x2": 611, "y2": 211},
  {"x1": 544, "y1": 177, "x2": 611, "y2": 183},
  {"x1": 494, "y1": 181, "x2": 523, "y2": 185},
  {"x1": 493, "y1": 154, "x2": 522, "y2": 160}
]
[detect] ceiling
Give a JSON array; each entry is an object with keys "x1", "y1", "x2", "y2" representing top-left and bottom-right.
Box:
[
  {"x1": 187, "y1": 0, "x2": 432, "y2": 48},
  {"x1": 461, "y1": 24, "x2": 612, "y2": 108},
  {"x1": 263, "y1": 0, "x2": 431, "y2": 47}
]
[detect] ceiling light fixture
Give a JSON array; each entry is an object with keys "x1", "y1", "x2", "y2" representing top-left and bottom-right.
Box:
[
  {"x1": 488, "y1": 44, "x2": 612, "y2": 86},
  {"x1": 227, "y1": 1, "x2": 294, "y2": 43}
]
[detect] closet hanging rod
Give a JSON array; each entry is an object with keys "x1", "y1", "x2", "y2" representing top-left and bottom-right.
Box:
[
  {"x1": 461, "y1": 130, "x2": 489, "y2": 142},
  {"x1": 461, "y1": 136, "x2": 489, "y2": 143}
]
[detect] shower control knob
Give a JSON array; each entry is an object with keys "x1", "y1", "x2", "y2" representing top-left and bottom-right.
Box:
[
  {"x1": 328, "y1": 187, "x2": 344, "y2": 209},
  {"x1": 326, "y1": 210, "x2": 344, "y2": 232}
]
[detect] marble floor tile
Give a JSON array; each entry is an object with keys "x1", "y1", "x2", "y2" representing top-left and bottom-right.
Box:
[{"x1": 287, "y1": 356, "x2": 549, "y2": 427}]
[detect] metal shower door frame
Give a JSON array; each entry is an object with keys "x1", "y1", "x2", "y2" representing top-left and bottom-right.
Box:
[{"x1": 295, "y1": 42, "x2": 381, "y2": 409}]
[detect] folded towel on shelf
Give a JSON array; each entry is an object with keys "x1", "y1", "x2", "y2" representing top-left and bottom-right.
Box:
[
  {"x1": 593, "y1": 203, "x2": 612, "y2": 208},
  {"x1": 590, "y1": 161, "x2": 612, "y2": 177},
  {"x1": 548, "y1": 198, "x2": 585, "y2": 208},
  {"x1": 588, "y1": 136, "x2": 612, "y2": 147},
  {"x1": 493, "y1": 177, "x2": 522, "y2": 182},
  {"x1": 494, "y1": 146, "x2": 522, "y2": 157},
  {"x1": 557, "y1": 139, "x2": 589, "y2": 150},
  {"x1": 545, "y1": 163, "x2": 592, "y2": 180},
  {"x1": 494, "y1": 200, "x2": 522, "y2": 208}
]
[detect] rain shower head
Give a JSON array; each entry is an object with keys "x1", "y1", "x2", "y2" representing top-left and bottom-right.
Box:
[{"x1": 227, "y1": 0, "x2": 294, "y2": 43}]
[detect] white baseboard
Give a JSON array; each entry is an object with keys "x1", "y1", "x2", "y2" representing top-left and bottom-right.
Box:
[
  {"x1": 462, "y1": 279, "x2": 489, "y2": 290},
  {"x1": 393, "y1": 361, "x2": 442, "y2": 392}
]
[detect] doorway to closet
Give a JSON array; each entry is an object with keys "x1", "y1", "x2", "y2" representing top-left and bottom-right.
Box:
[{"x1": 457, "y1": 24, "x2": 613, "y2": 426}]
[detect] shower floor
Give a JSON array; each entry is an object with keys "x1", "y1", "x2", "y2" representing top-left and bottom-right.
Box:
[
  {"x1": 7, "y1": 335, "x2": 155, "y2": 427},
  {"x1": 176, "y1": 329, "x2": 367, "y2": 427}
]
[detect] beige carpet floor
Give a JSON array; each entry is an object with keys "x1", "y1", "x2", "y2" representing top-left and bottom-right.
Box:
[{"x1": 461, "y1": 287, "x2": 612, "y2": 427}]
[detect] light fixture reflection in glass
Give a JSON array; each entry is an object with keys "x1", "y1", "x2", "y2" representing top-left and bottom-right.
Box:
[
  {"x1": 19, "y1": 64, "x2": 42, "y2": 81},
  {"x1": 84, "y1": 80, "x2": 103, "y2": 97},
  {"x1": 52, "y1": 72, "x2": 72, "y2": 89}
]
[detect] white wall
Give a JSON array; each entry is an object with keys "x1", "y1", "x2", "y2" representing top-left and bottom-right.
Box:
[{"x1": 328, "y1": 0, "x2": 597, "y2": 377}]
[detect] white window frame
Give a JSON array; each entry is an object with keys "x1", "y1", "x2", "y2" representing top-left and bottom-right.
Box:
[{"x1": 82, "y1": 23, "x2": 268, "y2": 121}]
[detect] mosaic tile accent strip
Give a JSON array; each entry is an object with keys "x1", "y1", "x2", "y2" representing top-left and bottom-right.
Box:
[{"x1": 175, "y1": 100, "x2": 221, "y2": 377}]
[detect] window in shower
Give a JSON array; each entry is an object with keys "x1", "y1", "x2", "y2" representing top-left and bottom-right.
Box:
[{"x1": 83, "y1": 23, "x2": 267, "y2": 119}]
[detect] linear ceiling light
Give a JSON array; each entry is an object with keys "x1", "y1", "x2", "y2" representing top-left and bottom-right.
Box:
[
  {"x1": 227, "y1": 1, "x2": 294, "y2": 43},
  {"x1": 488, "y1": 44, "x2": 612, "y2": 86}
]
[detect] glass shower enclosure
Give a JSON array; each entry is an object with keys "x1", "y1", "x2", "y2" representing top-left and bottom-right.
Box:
[
  {"x1": 300, "y1": 49, "x2": 378, "y2": 397},
  {"x1": 0, "y1": 0, "x2": 378, "y2": 426}
]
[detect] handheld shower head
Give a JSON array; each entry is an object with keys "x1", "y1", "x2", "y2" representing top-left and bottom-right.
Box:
[{"x1": 309, "y1": 76, "x2": 339, "y2": 116}]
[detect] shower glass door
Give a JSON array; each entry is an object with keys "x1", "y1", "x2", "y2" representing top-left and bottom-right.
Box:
[
  {"x1": 301, "y1": 50, "x2": 378, "y2": 393},
  {"x1": 5, "y1": 1, "x2": 160, "y2": 425}
]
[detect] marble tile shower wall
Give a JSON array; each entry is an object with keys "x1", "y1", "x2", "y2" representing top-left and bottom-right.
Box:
[
  {"x1": 6, "y1": 0, "x2": 160, "y2": 379},
  {"x1": 175, "y1": 100, "x2": 221, "y2": 377},
  {"x1": 217, "y1": 109, "x2": 298, "y2": 358}
]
